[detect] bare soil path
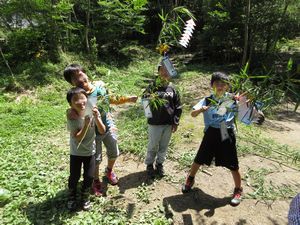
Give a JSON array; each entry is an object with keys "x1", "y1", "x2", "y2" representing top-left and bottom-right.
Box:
[
  {"x1": 102, "y1": 75, "x2": 300, "y2": 225},
  {"x1": 107, "y1": 100, "x2": 300, "y2": 224}
]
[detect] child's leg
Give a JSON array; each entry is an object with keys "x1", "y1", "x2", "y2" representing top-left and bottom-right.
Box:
[
  {"x1": 103, "y1": 130, "x2": 119, "y2": 170},
  {"x1": 82, "y1": 155, "x2": 95, "y2": 191},
  {"x1": 82, "y1": 155, "x2": 95, "y2": 210},
  {"x1": 67, "y1": 155, "x2": 82, "y2": 210},
  {"x1": 103, "y1": 130, "x2": 119, "y2": 185},
  {"x1": 156, "y1": 125, "x2": 172, "y2": 165},
  {"x1": 189, "y1": 162, "x2": 201, "y2": 177},
  {"x1": 231, "y1": 169, "x2": 242, "y2": 188},
  {"x1": 107, "y1": 159, "x2": 116, "y2": 169},
  {"x1": 94, "y1": 135, "x2": 103, "y2": 180},
  {"x1": 156, "y1": 125, "x2": 172, "y2": 176},
  {"x1": 68, "y1": 155, "x2": 82, "y2": 191},
  {"x1": 230, "y1": 169, "x2": 243, "y2": 206},
  {"x1": 92, "y1": 135, "x2": 103, "y2": 196},
  {"x1": 145, "y1": 125, "x2": 163, "y2": 166}
]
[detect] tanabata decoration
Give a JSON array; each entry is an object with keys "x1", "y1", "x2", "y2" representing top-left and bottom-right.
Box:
[
  {"x1": 161, "y1": 55, "x2": 178, "y2": 78},
  {"x1": 179, "y1": 19, "x2": 196, "y2": 48},
  {"x1": 237, "y1": 96, "x2": 264, "y2": 125}
]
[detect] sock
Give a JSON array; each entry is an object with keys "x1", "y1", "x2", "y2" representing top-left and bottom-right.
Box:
[{"x1": 188, "y1": 176, "x2": 194, "y2": 180}]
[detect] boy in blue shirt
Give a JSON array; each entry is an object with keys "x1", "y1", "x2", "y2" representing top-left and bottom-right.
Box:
[{"x1": 181, "y1": 72, "x2": 243, "y2": 207}]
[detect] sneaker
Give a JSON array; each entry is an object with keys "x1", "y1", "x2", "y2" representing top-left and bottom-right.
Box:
[
  {"x1": 81, "y1": 191, "x2": 92, "y2": 211},
  {"x1": 105, "y1": 168, "x2": 118, "y2": 185},
  {"x1": 156, "y1": 163, "x2": 165, "y2": 177},
  {"x1": 181, "y1": 176, "x2": 195, "y2": 193},
  {"x1": 92, "y1": 179, "x2": 103, "y2": 196},
  {"x1": 230, "y1": 187, "x2": 243, "y2": 206},
  {"x1": 146, "y1": 164, "x2": 155, "y2": 179}
]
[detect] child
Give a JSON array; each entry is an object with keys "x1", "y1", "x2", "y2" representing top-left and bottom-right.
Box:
[
  {"x1": 64, "y1": 64, "x2": 137, "y2": 196},
  {"x1": 66, "y1": 87, "x2": 106, "y2": 211},
  {"x1": 142, "y1": 63, "x2": 182, "y2": 178},
  {"x1": 181, "y1": 72, "x2": 243, "y2": 207}
]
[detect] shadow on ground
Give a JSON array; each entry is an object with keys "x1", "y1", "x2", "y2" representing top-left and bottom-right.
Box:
[
  {"x1": 117, "y1": 170, "x2": 153, "y2": 194},
  {"x1": 163, "y1": 188, "x2": 232, "y2": 222},
  {"x1": 24, "y1": 189, "x2": 75, "y2": 225}
]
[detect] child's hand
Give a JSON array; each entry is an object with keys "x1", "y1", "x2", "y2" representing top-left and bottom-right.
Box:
[
  {"x1": 128, "y1": 96, "x2": 138, "y2": 103},
  {"x1": 201, "y1": 106, "x2": 210, "y2": 112},
  {"x1": 234, "y1": 92, "x2": 247, "y2": 101},
  {"x1": 191, "y1": 106, "x2": 210, "y2": 117},
  {"x1": 172, "y1": 124, "x2": 178, "y2": 133},
  {"x1": 92, "y1": 107, "x2": 100, "y2": 118},
  {"x1": 84, "y1": 115, "x2": 92, "y2": 126}
]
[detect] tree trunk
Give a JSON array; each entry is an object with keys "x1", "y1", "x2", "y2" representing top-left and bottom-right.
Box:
[
  {"x1": 85, "y1": 0, "x2": 91, "y2": 53},
  {"x1": 271, "y1": 0, "x2": 290, "y2": 52},
  {"x1": 242, "y1": 0, "x2": 250, "y2": 66},
  {"x1": 0, "y1": 46, "x2": 14, "y2": 78}
]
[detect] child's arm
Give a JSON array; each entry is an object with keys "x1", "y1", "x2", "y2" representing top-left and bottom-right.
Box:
[
  {"x1": 71, "y1": 116, "x2": 92, "y2": 143},
  {"x1": 109, "y1": 95, "x2": 138, "y2": 105},
  {"x1": 172, "y1": 88, "x2": 182, "y2": 132},
  {"x1": 191, "y1": 106, "x2": 209, "y2": 117},
  {"x1": 92, "y1": 107, "x2": 106, "y2": 134}
]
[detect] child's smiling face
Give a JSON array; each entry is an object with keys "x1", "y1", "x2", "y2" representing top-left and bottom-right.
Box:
[
  {"x1": 70, "y1": 93, "x2": 87, "y2": 114},
  {"x1": 71, "y1": 71, "x2": 90, "y2": 91},
  {"x1": 212, "y1": 80, "x2": 229, "y2": 97}
]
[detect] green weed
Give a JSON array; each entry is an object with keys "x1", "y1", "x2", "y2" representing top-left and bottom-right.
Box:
[
  {"x1": 135, "y1": 183, "x2": 150, "y2": 204},
  {"x1": 244, "y1": 168, "x2": 297, "y2": 203}
]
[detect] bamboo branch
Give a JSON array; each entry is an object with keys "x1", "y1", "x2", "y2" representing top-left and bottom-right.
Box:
[{"x1": 0, "y1": 46, "x2": 14, "y2": 78}]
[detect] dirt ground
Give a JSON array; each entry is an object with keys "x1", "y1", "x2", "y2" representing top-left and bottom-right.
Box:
[
  {"x1": 106, "y1": 76, "x2": 300, "y2": 225},
  {"x1": 112, "y1": 154, "x2": 295, "y2": 225}
]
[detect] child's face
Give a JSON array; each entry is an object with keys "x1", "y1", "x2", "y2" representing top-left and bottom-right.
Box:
[
  {"x1": 71, "y1": 71, "x2": 90, "y2": 91},
  {"x1": 158, "y1": 66, "x2": 170, "y2": 81},
  {"x1": 212, "y1": 80, "x2": 229, "y2": 96},
  {"x1": 70, "y1": 93, "x2": 87, "y2": 113}
]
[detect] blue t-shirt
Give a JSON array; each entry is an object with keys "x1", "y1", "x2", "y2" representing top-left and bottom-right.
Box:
[{"x1": 193, "y1": 93, "x2": 237, "y2": 131}]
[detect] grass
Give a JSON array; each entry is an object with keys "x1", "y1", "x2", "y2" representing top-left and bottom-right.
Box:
[
  {"x1": 244, "y1": 168, "x2": 296, "y2": 205},
  {"x1": 0, "y1": 48, "x2": 299, "y2": 224}
]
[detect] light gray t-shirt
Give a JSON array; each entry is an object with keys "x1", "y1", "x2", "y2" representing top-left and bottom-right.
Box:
[{"x1": 67, "y1": 118, "x2": 96, "y2": 156}]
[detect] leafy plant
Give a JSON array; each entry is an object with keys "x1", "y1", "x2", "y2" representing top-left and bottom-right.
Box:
[
  {"x1": 157, "y1": 6, "x2": 195, "y2": 50},
  {"x1": 244, "y1": 168, "x2": 297, "y2": 204},
  {"x1": 136, "y1": 183, "x2": 150, "y2": 204}
]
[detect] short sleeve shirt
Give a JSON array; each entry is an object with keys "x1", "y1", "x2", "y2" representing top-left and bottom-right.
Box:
[
  {"x1": 67, "y1": 118, "x2": 96, "y2": 156},
  {"x1": 193, "y1": 93, "x2": 236, "y2": 131}
]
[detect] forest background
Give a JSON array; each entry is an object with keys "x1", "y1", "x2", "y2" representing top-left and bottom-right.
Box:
[{"x1": 0, "y1": 0, "x2": 300, "y2": 224}]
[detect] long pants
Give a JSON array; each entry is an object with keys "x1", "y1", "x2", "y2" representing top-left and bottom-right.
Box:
[
  {"x1": 145, "y1": 125, "x2": 172, "y2": 165},
  {"x1": 68, "y1": 154, "x2": 95, "y2": 192}
]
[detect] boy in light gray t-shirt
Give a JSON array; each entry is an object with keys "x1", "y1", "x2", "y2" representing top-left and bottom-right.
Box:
[{"x1": 66, "y1": 87, "x2": 105, "y2": 211}]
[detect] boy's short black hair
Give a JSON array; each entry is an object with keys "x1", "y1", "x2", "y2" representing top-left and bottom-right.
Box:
[
  {"x1": 63, "y1": 64, "x2": 85, "y2": 84},
  {"x1": 66, "y1": 87, "x2": 87, "y2": 104},
  {"x1": 210, "y1": 72, "x2": 229, "y2": 86}
]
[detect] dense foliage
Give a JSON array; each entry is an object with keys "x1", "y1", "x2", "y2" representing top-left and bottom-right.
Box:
[
  {"x1": 0, "y1": 0, "x2": 299, "y2": 109},
  {"x1": 0, "y1": 0, "x2": 299, "y2": 66}
]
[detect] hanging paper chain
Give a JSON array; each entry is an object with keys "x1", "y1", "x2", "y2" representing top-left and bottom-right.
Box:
[{"x1": 179, "y1": 19, "x2": 196, "y2": 48}]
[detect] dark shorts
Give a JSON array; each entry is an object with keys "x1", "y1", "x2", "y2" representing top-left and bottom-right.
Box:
[{"x1": 194, "y1": 127, "x2": 239, "y2": 170}]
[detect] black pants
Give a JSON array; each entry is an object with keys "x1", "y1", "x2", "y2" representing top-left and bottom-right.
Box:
[{"x1": 68, "y1": 155, "x2": 95, "y2": 192}]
